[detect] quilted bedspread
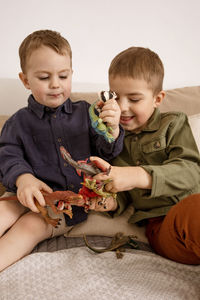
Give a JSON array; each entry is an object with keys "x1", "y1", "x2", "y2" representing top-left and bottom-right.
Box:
[{"x1": 0, "y1": 247, "x2": 200, "y2": 300}]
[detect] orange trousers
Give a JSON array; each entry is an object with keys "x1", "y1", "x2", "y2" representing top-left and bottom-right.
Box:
[{"x1": 146, "y1": 194, "x2": 200, "y2": 265}]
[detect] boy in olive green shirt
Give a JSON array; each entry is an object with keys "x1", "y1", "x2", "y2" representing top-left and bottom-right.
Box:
[{"x1": 91, "y1": 47, "x2": 200, "y2": 265}]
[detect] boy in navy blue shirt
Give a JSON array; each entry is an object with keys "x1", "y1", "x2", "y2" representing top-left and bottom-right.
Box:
[{"x1": 0, "y1": 29, "x2": 123, "y2": 271}]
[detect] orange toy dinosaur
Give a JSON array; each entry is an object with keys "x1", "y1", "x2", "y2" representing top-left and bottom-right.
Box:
[{"x1": 0, "y1": 190, "x2": 84, "y2": 227}]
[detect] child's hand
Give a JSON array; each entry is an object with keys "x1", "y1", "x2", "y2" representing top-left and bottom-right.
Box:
[
  {"x1": 90, "y1": 157, "x2": 134, "y2": 193},
  {"x1": 90, "y1": 157, "x2": 152, "y2": 193},
  {"x1": 16, "y1": 173, "x2": 53, "y2": 213},
  {"x1": 88, "y1": 196, "x2": 117, "y2": 212},
  {"x1": 99, "y1": 98, "x2": 120, "y2": 139}
]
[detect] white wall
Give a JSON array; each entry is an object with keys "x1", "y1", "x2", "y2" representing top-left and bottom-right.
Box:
[{"x1": 0, "y1": 0, "x2": 199, "y2": 92}]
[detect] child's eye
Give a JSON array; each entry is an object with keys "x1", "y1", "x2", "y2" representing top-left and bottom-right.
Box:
[
  {"x1": 39, "y1": 77, "x2": 49, "y2": 80},
  {"x1": 130, "y1": 98, "x2": 140, "y2": 102},
  {"x1": 59, "y1": 76, "x2": 68, "y2": 79}
]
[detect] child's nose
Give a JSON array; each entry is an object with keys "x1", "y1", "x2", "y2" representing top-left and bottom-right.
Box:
[
  {"x1": 49, "y1": 77, "x2": 59, "y2": 88},
  {"x1": 118, "y1": 97, "x2": 129, "y2": 112}
]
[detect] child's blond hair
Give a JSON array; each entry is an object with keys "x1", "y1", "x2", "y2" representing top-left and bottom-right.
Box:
[
  {"x1": 19, "y1": 29, "x2": 72, "y2": 73},
  {"x1": 109, "y1": 47, "x2": 164, "y2": 95}
]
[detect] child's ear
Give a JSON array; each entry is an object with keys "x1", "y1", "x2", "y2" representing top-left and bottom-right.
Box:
[
  {"x1": 154, "y1": 90, "x2": 165, "y2": 108},
  {"x1": 19, "y1": 72, "x2": 30, "y2": 89}
]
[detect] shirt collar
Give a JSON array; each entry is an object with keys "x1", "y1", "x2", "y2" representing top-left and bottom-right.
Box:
[
  {"x1": 28, "y1": 95, "x2": 73, "y2": 119},
  {"x1": 142, "y1": 108, "x2": 161, "y2": 132}
]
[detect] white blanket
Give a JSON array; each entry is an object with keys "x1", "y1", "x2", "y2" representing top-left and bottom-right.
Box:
[{"x1": 0, "y1": 248, "x2": 200, "y2": 300}]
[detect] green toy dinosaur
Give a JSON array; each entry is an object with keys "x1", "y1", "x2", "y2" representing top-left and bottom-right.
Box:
[
  {"x1": 84, "y1": 232, "x2": 138, "y2": 259},
  {"x1": 89, "y1": 91, "x2": 117, "y2": 143}
]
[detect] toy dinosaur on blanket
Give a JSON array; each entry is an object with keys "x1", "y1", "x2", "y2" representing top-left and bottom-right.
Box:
[
  {"x1": 89, "y1": 90, "x2": 117, "y2": 143},
  {"x1": 84, "y1": 232, "x2": 138, "y2": 259},
  {"x1": 0, "y1": 146, "x2": 116, "y2": 227}
]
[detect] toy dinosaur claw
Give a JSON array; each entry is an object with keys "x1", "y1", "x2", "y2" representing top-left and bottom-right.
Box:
[{"x1": 48, "y1": 218, "x2": 61, "y2": 227}]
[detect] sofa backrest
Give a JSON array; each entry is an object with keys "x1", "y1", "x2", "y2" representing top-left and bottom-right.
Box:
[{"x1": 70, "y1": 86, "x2": 200, "y2": 116}]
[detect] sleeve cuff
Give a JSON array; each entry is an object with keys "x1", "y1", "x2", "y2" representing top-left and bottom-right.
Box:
[
  {"x1": 141, "y1": 165, "x2": 166, "y2": 198},
  {"x1": 3, "y1": 164, "x2": 34, "y2": 192}
]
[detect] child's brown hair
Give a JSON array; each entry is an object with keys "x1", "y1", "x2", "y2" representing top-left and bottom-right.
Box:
[
  {"x1": 19, "y1": 29, "x2": 72, "y2": 73},
  {"x1": 109, "y1": 47, "x2": 164, "y2": 95}
]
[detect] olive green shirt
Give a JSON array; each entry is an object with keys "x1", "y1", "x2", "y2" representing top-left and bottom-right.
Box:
[{"x1": 112, "y1": 108, "x2": 200, "y2": 224}]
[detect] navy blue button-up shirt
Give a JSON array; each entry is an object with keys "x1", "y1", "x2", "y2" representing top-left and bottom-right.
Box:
[{"x1": 0, "y1": 95, "x2": 124, "y2": 225}]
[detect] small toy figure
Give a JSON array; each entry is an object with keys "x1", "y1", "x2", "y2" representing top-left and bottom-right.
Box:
[
  {"x1": 84, "y1": 232, "x2": 138, "y2": 259},
  {"x1": 89, "y1": 91, "x2": 117, "y2": 143}
]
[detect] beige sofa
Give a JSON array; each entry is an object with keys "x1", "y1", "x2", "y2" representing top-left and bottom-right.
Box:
[
  {"x1": 1, "y1": 82, "x2": 200, "y2": 299},
  {"x1": 0, "y1": 83, "x2": 200, "y2": 242}
]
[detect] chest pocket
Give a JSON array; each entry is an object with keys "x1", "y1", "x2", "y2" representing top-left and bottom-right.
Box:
[
  {"x1": 142, "y1": 137, "x2": 166, "y2": 153},
  {"x1": 141, "y1": 137, "x2": 167, "y2": 164}
]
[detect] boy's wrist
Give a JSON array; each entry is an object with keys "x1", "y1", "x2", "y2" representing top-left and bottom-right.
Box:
[
  {"x1": 135, "y1": 167, "x2": 152, "y2": 189},
  {"x1": 16, "y1": 173, "x2": 34, "y2": 188},
  {"x1": 111, "y1": 126, "x2": 120, "y2": 139}
]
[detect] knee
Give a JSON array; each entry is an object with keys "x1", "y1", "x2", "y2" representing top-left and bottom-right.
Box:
[
  {"x1": 0, "y1": 200, "x2": 11, "y2": 213},
  {"x1": 19, "y1": 212, "x2": 52, "y2": 238},
  {"x1": 170, "y1": 193, "x2": 200, "y2": 229},
  {"x1": 0, "y1": 200, "x2": 26, "y2": 225},
  {"x1": 179, "y1": 193, "x2": 200, "y2": 214}
]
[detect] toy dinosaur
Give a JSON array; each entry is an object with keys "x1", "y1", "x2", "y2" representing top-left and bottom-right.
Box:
[
  {"x1": 60, "y1": 146, "x2": 108, "y2": 176},
  {"x1": 0, "y1": 146, "x2": 116, "y2": 227},
  {"x1": 83, "y1": 232, "x2": 138, "y2": 259},
  {"x1": 0, "y1": 190, "x2": 83, "y2": 227},
  {"x1": 89, "y1": 90, "x2": 117, "y2": 143}
]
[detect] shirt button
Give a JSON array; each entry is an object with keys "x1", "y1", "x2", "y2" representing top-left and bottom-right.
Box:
[
  {"x1": 64, "y1": 163, "x2": 67, "y2": 167},
  {"x1": 69, "y1": 184, "x2": 74, "y2": 189},
  {"x1": 53, "y1": 114, "x2": 57, "y2": 118},
  {"x1": 154, "y1": 141, "x2": 161, "y2": 149},
  {"x1": 133, "y1": 136, "x2": 138, "y2": 142},
  {"x1": 57, "y1": 138, "x2": 62, "y2": 143}
]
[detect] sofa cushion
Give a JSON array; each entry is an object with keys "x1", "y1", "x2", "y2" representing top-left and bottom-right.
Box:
[
  {"x1": 70, "y1": 92, "x2": 98, "y2": 104},
  {"x1": 160, "y1": 86, "x2": 200, "y2": 116},
  {"x1": 0, "y1": 115, "x2": 9, "y2": 132},
  {"x1": 66, "y1": 205, "x2": 148, "y2": 243},
  {"x1": 188, "y1": 113, "x2": 200, "y2": 152}
]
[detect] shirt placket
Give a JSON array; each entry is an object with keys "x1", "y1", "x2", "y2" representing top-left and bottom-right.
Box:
[
  {"x1": 49, "y1": 111, "x2": 77, "y2": 192},
  {"x1": 130, "y1": 134, "x2": 144, "y2": 166}
]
